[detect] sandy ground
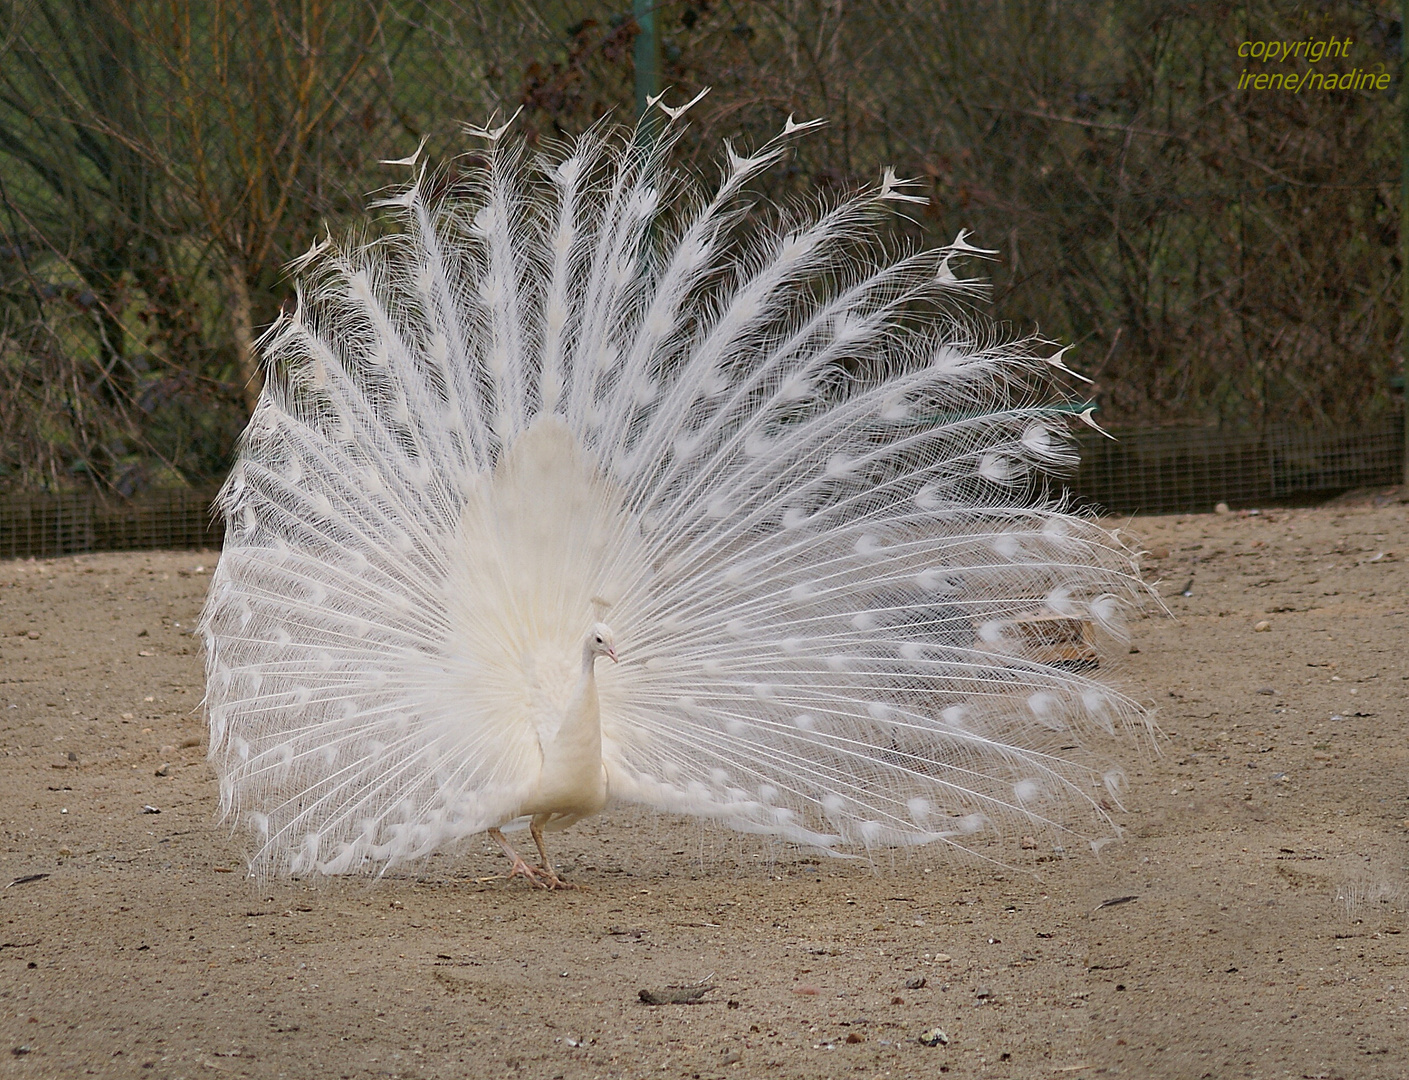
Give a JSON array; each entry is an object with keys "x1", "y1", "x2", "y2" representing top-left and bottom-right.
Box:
[{"x1": 0, "y1": 493, "x2": 1405, "y2": 1080}]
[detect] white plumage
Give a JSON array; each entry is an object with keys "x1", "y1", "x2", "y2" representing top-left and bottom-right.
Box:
[{"x1": 200, "y1": 114, "x2": 1148, "y2": 884}]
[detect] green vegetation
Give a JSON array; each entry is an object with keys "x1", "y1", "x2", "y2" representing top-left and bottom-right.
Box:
[{"x1": 0, "y1": 0, "x2": 1400, "y2": 494}]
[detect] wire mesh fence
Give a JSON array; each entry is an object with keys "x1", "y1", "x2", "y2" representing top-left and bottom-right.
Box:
[
  {"x1": 1074, "y1": 413, "x2": 1405, "y2": 514},
  {"x1": 0, "y1": 487, "x2": 220, "y2": 559},
  {"x1": 1, "y1": 416, "x2": 1401, "y2": 559}
]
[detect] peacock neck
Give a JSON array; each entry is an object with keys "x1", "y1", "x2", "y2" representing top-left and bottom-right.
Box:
[{"x1": 531, "y1": 645, "x2": 603, "y2": 802}]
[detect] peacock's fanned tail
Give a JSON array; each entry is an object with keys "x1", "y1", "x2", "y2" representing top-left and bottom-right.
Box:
[{"x1": 200, "y1": 114, "x2": 1150, "y2": 877}]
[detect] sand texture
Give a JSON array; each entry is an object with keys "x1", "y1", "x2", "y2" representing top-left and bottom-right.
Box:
[{"x1": 1, "y1": 495, "x2": 1405, "y2": 1079}]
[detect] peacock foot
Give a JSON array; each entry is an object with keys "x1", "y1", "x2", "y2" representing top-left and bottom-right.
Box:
[
  {"x1": 494, "y1": 854, "x2": 582, "y2": 890},
  {"x1": 498, "y1": 854, "x2": 554, "y2": 889},
  {"x1": 538, "y1": 871, "x2": 583, "y2": 891},
  {"x1": 526, "y1": 862, "x2": 585, "y2": 890}
]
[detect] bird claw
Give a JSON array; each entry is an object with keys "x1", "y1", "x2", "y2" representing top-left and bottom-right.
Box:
[
  {"x1": 502, "y1": 855, "x2": 579, "y2": 890},
  {"x1": 542, "y1": 874, "x2": 583, "y2": 891},
  {"x1": 533, "y1": 867, "x2": 586, "y2": 891}
]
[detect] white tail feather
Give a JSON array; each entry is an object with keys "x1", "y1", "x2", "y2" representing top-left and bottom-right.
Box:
[{"x1": 201, "y1": 124, "x2": 1149, "y2": 877}]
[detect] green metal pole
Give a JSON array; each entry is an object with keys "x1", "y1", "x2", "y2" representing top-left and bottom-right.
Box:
[
  {"x1": 634, "y1": 0, "x2": 661, "y2": 125},
  {"x1": 1403, "y1": 0, "x2": 1409, "y2": 483}
]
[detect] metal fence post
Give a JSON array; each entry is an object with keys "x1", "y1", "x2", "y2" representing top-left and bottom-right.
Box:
[{"x1": 634, "y1": 0, "x2": 661, "y2": 126}]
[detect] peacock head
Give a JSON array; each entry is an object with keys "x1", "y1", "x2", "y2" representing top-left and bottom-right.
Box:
[{"x1": 586, "y1": 622, "x2": 618, "y2": 665}]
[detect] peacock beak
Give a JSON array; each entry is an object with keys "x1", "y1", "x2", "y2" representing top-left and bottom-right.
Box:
[{"x1": 607, "y1": 647, "x2": 618, "y2": 664}]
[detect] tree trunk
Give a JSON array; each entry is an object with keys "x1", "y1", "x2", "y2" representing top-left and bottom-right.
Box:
[{"x1": 229, "y1": 262, "x2": 263, "y2": 415}]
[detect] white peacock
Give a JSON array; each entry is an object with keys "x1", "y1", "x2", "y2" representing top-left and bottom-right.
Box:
[{"x1": 200, "y1": 105, "x2": 1149, "y2": 886}]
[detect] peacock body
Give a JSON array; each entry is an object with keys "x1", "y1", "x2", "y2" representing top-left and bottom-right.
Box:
[{"x1": 200, "y1": 111, "x2": 1148, "y2": 881}]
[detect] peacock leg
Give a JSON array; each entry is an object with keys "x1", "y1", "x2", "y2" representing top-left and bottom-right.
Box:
[
  {"x1": 487, "y1": 827, "x2": 553, "y2": 888},
  {"x1": 530, "y1": 815, "x2": 579, "y2": 890}
]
